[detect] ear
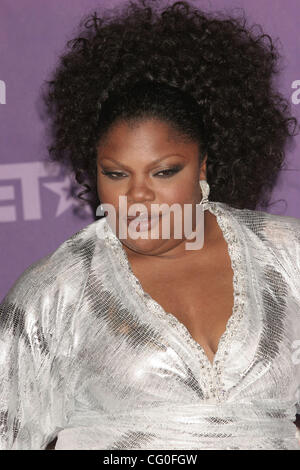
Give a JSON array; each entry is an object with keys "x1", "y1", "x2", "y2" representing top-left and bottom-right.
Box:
[{"x1": 199, "y1": 154, "x2": 207, "y2": 180}]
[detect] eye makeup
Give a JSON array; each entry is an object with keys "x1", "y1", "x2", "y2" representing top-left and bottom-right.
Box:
[{"x1": 100, "y1": 164, "x2": 183, "y2": 179}]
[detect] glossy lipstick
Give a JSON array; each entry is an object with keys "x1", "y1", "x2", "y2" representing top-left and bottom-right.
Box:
[{"x1": 126, "y1": 213, "x2": 161, "y2": 232}]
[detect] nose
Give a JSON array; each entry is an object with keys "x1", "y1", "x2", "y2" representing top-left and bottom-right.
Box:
[{"x1": 126, "y1": 178, "x2": 155, "y2": 204}]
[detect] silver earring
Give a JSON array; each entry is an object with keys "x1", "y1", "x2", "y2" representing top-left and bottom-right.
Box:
[
  {"x1": 199, "y1": 179, "x2": 210, "y2": 210},
  {"x1": 97, "y1": 202, "x2": 106, "y2": 217}
]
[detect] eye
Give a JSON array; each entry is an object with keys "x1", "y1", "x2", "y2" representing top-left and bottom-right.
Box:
[
  {"x1": 100, "y1": 166, "x2": 182, "y2": 179},
  {"x1": 154, "y1": 166, "x2": 182, "y2": 177},
  {"x1": 100, "y1": 171, "x2": 126, "y2": 179}
]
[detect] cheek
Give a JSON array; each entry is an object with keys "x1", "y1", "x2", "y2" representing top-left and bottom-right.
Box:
[
  {"x1": 97, "y1": 178, "x2": 119, "y2": 205},
  {"x1": 160, "y1": 184, "x2": 197, "y2": 207},
  {"x1": 160, "y1": 169, "x2": 199, "y2": 206}
]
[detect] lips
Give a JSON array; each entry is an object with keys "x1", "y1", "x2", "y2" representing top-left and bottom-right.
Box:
[
  {"x1": 128, "y1": 216, "x2": 160, "y2": 233},
  {"x1": 126, "y1": 213, "x2": 159, "y2": 221}
]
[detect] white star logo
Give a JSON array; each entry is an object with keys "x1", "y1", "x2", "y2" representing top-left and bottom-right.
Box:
[{"x1": 43, "y1": 176, "x2": 93, "y2": 217}]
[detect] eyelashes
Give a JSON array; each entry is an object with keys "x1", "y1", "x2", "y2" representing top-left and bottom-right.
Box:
[
  {"x1": 156, "y1": 167, "x2": 182, "y2": 178},
  {"x1": 100, "y1": 166, "x2": 182, "y2": 180}
]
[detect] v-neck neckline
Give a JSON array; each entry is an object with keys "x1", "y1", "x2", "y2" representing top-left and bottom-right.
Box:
[{"x1": 102, "y1": 201, "x2": 248, "y2": 398}]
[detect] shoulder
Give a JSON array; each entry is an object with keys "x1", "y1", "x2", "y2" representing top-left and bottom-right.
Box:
[
  {"x1": 2, "y1": 217, "x2": 107, "y2": 311},
  {"x1": 0, "y1": 217, "x2": 108, "y2": 350},
  {"x1": 222, "y1": 202, "x2": 300, "y2": 243},
  {"x1": 222, "y1": 202, "x2": 300, "y2": 272}
]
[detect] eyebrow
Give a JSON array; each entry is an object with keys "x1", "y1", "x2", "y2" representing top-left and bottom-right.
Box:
[{"x1": 98, "y1": 153, "x2": 187, "y2": 170}]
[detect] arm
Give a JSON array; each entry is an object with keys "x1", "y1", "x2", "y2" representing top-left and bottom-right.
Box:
[
  {"x1": 266, "y1": 213, "x2": 300, "y2": 445},
  {"x1": 0, "y1": 261, "x2": 73, "y2": 449}
]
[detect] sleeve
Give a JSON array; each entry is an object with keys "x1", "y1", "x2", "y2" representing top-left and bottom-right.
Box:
[
  {"x1": 292, "y1": 217, "x2": 300, "y2": 419},
  {"x1": 287, "y1": 216, "x2": 300, "y2": 421},
  {"x1": 263, "y1": 213, "x2": 300, "y2": 447},
  {"x1": 265, "y1": 214, "x2": 300, "y2": 429},
  {"x1": 0, "y1": 259, "x2": 74, "y2": 450},
  {"x1": 288, "y1": 216, "x2": 300, "y2": 435}
]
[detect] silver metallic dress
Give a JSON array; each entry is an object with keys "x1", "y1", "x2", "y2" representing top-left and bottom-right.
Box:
[{"x1": 0, "y1": 201, "x2": 300, "y2": 450}]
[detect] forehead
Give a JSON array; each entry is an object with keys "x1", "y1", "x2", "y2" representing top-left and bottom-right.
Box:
[{"x1": 97, "y1": 118, "x2": 198, "y2": 157}]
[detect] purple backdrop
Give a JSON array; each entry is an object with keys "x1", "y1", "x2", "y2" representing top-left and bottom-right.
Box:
[{"x1": 1, "y1": 0, "x2": 300, "y2": 300}]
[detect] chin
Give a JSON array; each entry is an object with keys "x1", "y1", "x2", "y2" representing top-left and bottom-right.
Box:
[{"x1": 122, "y1": 235, "x2": 171, "y2": 255}]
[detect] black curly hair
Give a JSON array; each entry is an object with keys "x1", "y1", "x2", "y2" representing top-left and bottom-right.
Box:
[{"x1": 42, "y1": 0, "x2": 299, "y2": 215}]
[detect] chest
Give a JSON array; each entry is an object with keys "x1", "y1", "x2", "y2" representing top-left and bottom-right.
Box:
[{"x1": 128, "y1": 243, "x2": 234, "y2": 363}]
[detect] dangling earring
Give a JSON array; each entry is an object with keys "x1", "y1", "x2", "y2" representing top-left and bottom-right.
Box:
[
  {"x1": 199, "y1": 179, "x2": 210, "y2": 210},
  {"x1": 96, "y1": 202, "x2": 106, "y2": 217}
]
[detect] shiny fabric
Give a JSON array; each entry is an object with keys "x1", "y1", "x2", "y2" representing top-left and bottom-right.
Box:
[{"x1": 0, "y1": 200, "x2": 300, "y2": 450}]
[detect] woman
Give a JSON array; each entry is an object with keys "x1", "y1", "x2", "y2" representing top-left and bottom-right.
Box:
[{"x1": 0, "y1": 0, "x2": 300, "y2": 450}]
